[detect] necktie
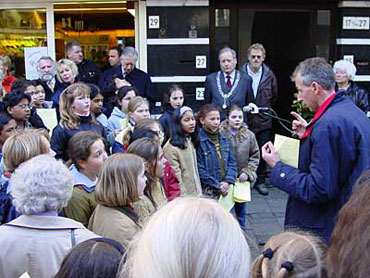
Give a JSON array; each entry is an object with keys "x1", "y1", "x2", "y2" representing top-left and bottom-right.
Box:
[{"x1": 226, "y1": 75, "x2": 232, "y2": 89}]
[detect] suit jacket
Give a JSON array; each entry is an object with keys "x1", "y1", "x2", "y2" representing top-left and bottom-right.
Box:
[
  {"x1": 99, "y1": 66, "x2": 156, "y2": 108},
  {"x1": 204, "y1": 70, "x2": 252, "y2": 120}
]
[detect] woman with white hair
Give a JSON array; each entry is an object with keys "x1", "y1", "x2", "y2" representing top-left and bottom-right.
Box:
[
  {"x1": 333, "y1": 59, "x2": 369, "y2": 113},
  {"x1": 119, "y1": 197, "x2": 251, "y2": 278},
  {"x1": 0, "y1": 155, "x2": 97, "y2": 278}
]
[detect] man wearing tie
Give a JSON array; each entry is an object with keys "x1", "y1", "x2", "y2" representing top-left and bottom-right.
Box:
[
  {"x1": 242, "y1": 43, "x2": 278, "y2": 196},
  {"x1": 204, "y1": 47, "x2": 252, "y2": 120}
]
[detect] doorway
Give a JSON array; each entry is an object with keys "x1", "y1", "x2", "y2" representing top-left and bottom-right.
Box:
[{"x1": 211, "y1": 6, "x2": 332, "y2": 135}]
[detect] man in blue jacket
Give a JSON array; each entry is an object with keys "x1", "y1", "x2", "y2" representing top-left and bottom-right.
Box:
[{"x1": 262, "y1": 57, "x2": 370, "y2": 243}]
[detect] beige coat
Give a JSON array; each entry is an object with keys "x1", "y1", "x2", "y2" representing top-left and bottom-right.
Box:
[
  {"x1": 132, "y1": 181, "x2": 167, "y2": 226},
  {"x1": 164, "y1": 139, "x2": 202, "y2": 196},
  {"x1": 220, "y1": 120, "x2": 260, "y2": 185},
  {"x1": 88, "y1": 204, "x2": 140, "y2": 247},
  {"x1": 0, "y1": 215, "x2": 97, "y2": 278}
]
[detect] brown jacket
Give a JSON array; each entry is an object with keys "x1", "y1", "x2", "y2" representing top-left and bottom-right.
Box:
[
  {"x1": 88, "y1": 204, "x2": 140, "y2": 247},
  {"x1": 220, "y1": 120, "x2": 260, "y2": 185},
  {"x1": 0, "y1": 215, "x2": 97, "y2": 278},
  {"x1": 163, "y1": 139, "x2": 202, "y2": 197}
]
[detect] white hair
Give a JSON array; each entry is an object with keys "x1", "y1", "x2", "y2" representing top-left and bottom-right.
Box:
[
  {"x1": 121, "y1": 46, "x2": 138, "y2": 62},
  {"x1": 120, "y1": 197, "x2": 251, "y2": 278},
  {"x1": 333, "y1": 59, "x2": 357, "y2": 80},
  {"x1": 11, "y1": 154, "x2": 74, "y2": 214}
]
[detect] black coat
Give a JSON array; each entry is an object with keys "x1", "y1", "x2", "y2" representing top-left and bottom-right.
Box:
[
  {"x1": 336, "y1": 81, "x2": 369, "y2": 113},
  {"x1": 50, "y1": 115, "x2": 107, "y2": 161}
]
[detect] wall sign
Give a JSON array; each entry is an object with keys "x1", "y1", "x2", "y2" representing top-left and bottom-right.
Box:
[
  {"x1": 343, "y1": 55, "x2": 354, "y2": 64},
  {"x1": 195, "y1": 55, "x2": 207, "y2": 69},
  {"x1": 343, "y1": 17, "x2": 369, "y2": 30},
  {"x1": 196, "y1": 87, "x2": 205, "y2": 101},
  {"x1": 148, "y1": 16, "x2": 160, "y2": 29}
]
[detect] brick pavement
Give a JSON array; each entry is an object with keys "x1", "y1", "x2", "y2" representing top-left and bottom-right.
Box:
[{"x1": 243, "y1": 186, "x2": 288, "y2": 259}]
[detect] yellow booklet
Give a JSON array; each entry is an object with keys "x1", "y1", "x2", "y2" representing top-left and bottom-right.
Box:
[
  {"x1": 218, "y1": 184, "x2": 235, "y2": 211},
  {"x1": 233, "y1": 180, "x2": 251, "y2": 202},
  {"x1": 274, "y1": 134, "x2": 300, "y2": 168}
]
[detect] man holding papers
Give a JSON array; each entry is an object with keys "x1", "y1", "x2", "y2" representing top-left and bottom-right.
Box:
[{"x1": 261, "y1": 57, "x2": 370, "y2": 243}]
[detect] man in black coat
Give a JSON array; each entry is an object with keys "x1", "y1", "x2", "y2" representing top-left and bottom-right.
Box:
[
  {"x1": 66, "y1": 40, "x2": 101, "y2": 85},
  {"x1": 98, "y1": 46, "x2": 156, "y2": 114}
]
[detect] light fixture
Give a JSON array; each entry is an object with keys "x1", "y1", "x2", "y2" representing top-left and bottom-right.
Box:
[
  {"x1": 54, "y1": 7, "x2": 127, "y2": 11},
  {"x1": 53, "y1": 1, "x2": 126, "y2": 5}
]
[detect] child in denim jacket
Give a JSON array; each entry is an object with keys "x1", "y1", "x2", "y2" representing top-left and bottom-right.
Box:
[{"x1": 196, "y1": 104, "x2": 237, "y2": 199}]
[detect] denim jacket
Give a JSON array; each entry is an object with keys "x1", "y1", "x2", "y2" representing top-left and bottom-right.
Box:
[{"x1": 196, "y1": 128, "x2": 237, "y2": 192}]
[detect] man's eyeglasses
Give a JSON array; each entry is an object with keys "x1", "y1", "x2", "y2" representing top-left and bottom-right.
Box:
[
  {"x1": 252, "y1": 55, "x2": 262, "y2": 59},
  {"x1": 17, "y1": 104, "x2": 30, "y2": 110}
]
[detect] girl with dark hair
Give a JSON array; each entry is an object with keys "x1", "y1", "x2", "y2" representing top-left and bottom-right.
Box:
[
  {"x1": 164, "y1": 106, "x2": 201, "y2": 197},
  {"x1": 0, "y1": 113, "x2": 16, "y2": 160},
  {"x1": 127, "y1": 138, "x2": 167, "y2": 225},
  {"x1": 50, "y1": 82, "x2": 107, "y2": 161},
  {"x1": 88, "y1": 83, "x2": 115, "y2": 145},
  {"x1": 63, "y1": 131, "x2": 108, "y2": 226},
  {"x1": 220, "y1": 104, "x2": 260, "y2": 231},
  {"x1": 108, "y1": 86, "x2": 138, "y2": 135},
  {"x1": 54, "y1": 238, "x2": 125, "y2": 278},
  {"x1": 159, "y1": 84, "x2": 185, "y2": 144},
  {"x1": 196, "y1": 104, "x2": 237, "y2": 199}
]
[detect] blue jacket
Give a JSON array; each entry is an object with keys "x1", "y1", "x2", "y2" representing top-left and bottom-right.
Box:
[
  {"x1": 50, "y1": 115, "x2": 108, "y2": 162},
  {"x1": 196, "y1": 128, "x2": 237, "y2": 191},
  {"x1": 271, "y1": 95, "x2": 370, "y2": 243}
]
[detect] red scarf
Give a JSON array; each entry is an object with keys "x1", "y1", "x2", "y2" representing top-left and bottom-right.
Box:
[{"x1": 301, "y1": 93, "x2": 336, "y2": 139}]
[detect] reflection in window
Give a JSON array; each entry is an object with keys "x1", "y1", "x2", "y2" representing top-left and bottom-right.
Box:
[{"x1": 0, "y1": 9, "x2": 47, "y2": 76}]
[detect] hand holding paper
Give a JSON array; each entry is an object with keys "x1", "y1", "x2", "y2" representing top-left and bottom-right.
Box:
[{"x1": 274, "y1": 134, "x2": 300, "y2": 168}]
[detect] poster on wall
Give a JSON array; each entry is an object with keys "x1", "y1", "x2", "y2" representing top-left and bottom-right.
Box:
[{"x1": 24, "y1": 47, "x2": 48, "y2": 80}]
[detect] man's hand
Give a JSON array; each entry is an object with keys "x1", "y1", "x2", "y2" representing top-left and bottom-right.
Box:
[
  {"x1": 291, "y1": 111, "x2": 308, "y2": 138},
  {"x1": 262, "y1": 142, "x2": 280, "y2": 168},
  {"x1": 238, "y1": 173, "x2": 248, "y2": 182},
  {"x1": 114, "y1": 78, "x2": 131, "y2": 89},
  {"x1": 219, "y1": 181, "x2": 230, "y2": 196}
]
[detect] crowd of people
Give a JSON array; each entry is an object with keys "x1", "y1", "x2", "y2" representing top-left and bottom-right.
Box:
[{"x1": 0, "y1": 41, "x2": 369, "y2": 277}]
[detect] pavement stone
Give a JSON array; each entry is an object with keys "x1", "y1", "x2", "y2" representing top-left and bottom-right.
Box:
[{"x1": 246, "y1": 186, "x2": 288, "y2": 260}]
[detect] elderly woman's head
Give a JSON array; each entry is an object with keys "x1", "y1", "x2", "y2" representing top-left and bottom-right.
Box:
[
  {"x1": 119, "y1": 197, "x2": 251, "y2": 278},
  {"x1": 10, "y1": 154, "x2": 73, "y2": 215},
  {"x1": 333, "y1": 59, "x2": 357, "y2": 84}
]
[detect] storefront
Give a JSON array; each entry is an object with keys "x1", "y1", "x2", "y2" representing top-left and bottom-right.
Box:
[{"x1": 0, "y1": 0, "x2": 138, "y2": 76}]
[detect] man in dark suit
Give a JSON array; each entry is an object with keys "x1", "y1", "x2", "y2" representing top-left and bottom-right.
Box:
[
  {"x1": 99, "y1": 46, "x2": 156, "y2": 115},
  {"x1": 204, "y1": 47, "x2": 252, "y2": 120}
]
